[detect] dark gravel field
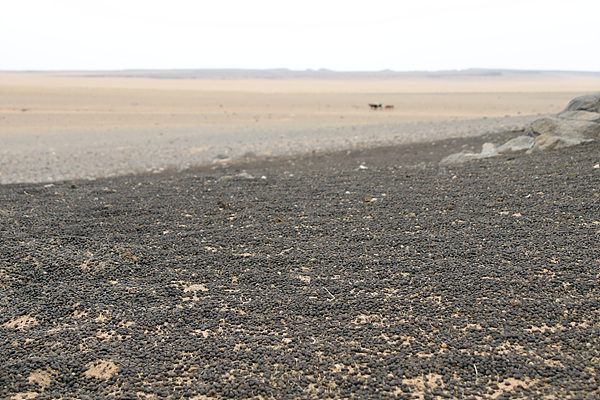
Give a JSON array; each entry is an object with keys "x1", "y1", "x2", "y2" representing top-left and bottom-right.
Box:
[{"x1": 1, "y1": 132, "x2": 600, "y2": 399}]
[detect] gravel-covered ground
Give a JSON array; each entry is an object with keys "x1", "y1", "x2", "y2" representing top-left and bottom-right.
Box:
[
  {"x1": 0, "y1": 116, "x2": 539, "y2": 185},
  {"x1": 1, "y1": 132, "x2": 599, "y2": 399}
]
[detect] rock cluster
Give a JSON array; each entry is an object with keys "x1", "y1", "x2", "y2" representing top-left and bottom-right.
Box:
[
  {"x1": 441, "y1": 92, "x2": 600, "y2": 164},
  {"x1": 439, "y1": 136, "x2": 534, "y2": 165}
]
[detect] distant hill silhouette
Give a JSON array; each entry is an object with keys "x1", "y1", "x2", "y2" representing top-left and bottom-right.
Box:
[{"x1": 68, "y1": 68, "x2": 600, "y2": 80}]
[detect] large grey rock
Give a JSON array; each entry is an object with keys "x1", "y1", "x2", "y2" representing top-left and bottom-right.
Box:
[
  {"x1": 495, "y1": 135, "x2": 535, "y2": 153},
  {"x1": 557, "y1": 110, "x2": 600, "y2": 123},
  {"x1": 563, "y1": 92, "x2": 600, "y2": 113},
  {"x1": 480, "y1": 142, "x2": 498, "y2": 155},
  {"x1": 525, "y1": 117, "x2": 600, "y2": 139},
  {"x1": 439, "y1": 150, "x2": 481, "y2": 165},
  {"x1": 527, "y1": 134, "x2": 589, "y2": 153}
]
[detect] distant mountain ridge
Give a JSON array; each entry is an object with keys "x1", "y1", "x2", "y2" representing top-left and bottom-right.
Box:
[{"x1": 54, "y1": 68, "x2": 600, "y2": 80}]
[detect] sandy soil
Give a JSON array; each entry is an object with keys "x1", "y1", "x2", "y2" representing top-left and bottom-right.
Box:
[{"x1": 1, "y1": 70, "x2": 599, "y2": 183}]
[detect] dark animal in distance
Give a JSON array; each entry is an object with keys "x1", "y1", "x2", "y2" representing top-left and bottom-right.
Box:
[{"x1": 368, "y1": 103, "x2": 382, "y2": 110}]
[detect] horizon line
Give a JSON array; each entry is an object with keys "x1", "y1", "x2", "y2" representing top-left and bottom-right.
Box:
[{"x1": 2, "y1": 67, "x2": 599, "y2": 74}]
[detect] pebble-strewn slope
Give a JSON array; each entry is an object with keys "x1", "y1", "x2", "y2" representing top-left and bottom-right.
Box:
[{"x1": 1, "y1": 136, "x2": 599, "y2": 399}]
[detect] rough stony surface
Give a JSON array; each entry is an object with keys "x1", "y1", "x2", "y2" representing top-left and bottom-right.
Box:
[
  {"x1": 442, "y1": 93, "x2": 600, "y2": 163},
  {"x1": 563, "y1": 92, "x2": 600, "y2": 113},
  {"x1": 557, "y1": 111, "x2": 600, "y2": 123},
  {"x1": 526, "y1": 134, "x2": 591, "y2": 153},
  {"x1": 1, "y1": 133, "x2": 600, "y2": 399},
  {"x1": 526, "y1": 93, "x2": 600, "y2": 153},
  {"x1": 439, "y1": 135, "x2": 534, "y2": 165},
  {"x1": 494, "y1": 136, "x2": 535, "y2": 153},
  {"x1": 524, "y1": 117, "x2": 600, "y2": 140}
]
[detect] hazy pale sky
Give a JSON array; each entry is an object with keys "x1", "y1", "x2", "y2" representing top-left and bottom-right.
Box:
[{"x1": 2, "y1": 0, "x2": 598, "y2": 72}]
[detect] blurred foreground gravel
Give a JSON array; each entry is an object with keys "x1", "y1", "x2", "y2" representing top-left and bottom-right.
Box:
[{"x1": 1, "y1": 133, "x2": 599, "y2": 399}]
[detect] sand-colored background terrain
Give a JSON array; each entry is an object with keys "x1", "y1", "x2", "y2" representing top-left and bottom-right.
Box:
[{"x1": 1, "y1": 69, "x2": 599, "y2": 183}]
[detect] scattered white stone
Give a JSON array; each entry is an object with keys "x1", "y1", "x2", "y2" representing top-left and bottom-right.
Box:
[
  {"x1": 236, "y1": 172, "x2": 254, "y2": 180},
  {"x1": 220, "y1": 171, "x2": 255, "y2": 181},
  {"x1": 357, "y1": 165, "x2": 369, "y2": 170}
]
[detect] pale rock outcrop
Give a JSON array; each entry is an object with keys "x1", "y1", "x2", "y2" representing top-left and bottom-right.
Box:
[
  {"x1": 440, "y1": 92, "x2": 600, "y2": 164},
  {"x1": 526, "y1": 92, "x2": 600, "y2": 152},
  {"x1": 527, "y1": 134, "x2": 587, "y2": 152},
  {"x1": 439, "y1": 136, "x2": 534, "y2": 165},
  {"x1": 557, "y1": 110, "x2": 600, "y2": 123},
  {"x1": 495, "y1": 135, "x2": 536, "y2": 153},
  {"x1": 524, "y1": 117, "x2": 600, "y2": 139},
  {"x1": 563, "y1": 91, "x2": 600, "y2": 113}
]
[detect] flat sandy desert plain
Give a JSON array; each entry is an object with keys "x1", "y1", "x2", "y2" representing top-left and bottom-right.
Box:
[{"x1": 1, "y1": 69, "x2": 599, "y2": 183}]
